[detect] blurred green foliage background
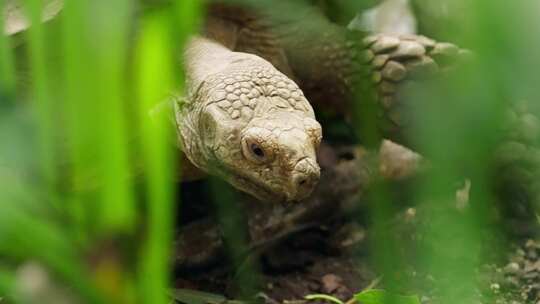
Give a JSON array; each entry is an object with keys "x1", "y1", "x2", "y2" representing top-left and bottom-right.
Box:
[{"x1": 0, "y1": 0, "x2": 539, "y2": 303}]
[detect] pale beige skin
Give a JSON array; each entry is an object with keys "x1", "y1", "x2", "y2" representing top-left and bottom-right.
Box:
[
  {"x1": 176, "y1": 3, "x2": 468, "y2": 202},
  {"x1": 177, "y1": 37, "x2": 322, "y2": 202},
  {"x1": 3, "y1": 1, "x2": 465, "y2": 203}
]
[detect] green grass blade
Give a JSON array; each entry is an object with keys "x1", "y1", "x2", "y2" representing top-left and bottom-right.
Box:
[
  {"x1": 0, "y1": 199, "x2": 105, "y2": 303},
  {"x1": 0, "y1": 0, "x2": 16, "y2": 97},
  {"x1": 0, "y1": 267, "x2": 16, "y2": 302},
  {"x1": 23, "y1": 0, "x2": 57, "y2": 187},
  {"x1": 135, "y1": 11, "x2": 178, "y2": 304},
  {"x1": 91, "y1": 0, "x2": 136, "y2": 234},
  {"x1": 60, "y1": 0, "x2": 89, "y2": 240},
  {"x1": 355, "y1": 289, "x2": 420, "y2": 304}
]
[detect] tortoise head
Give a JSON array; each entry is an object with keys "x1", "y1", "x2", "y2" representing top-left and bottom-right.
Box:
[
  {"x1": 236, "y1": 108, "x2": 322, "y2": 202},
  {"x1": 199, "y1": 103, "x2": 321, "y2": 202},
  {"x1": 180, "y1": 65, "x2": 322, "y2": 202}
]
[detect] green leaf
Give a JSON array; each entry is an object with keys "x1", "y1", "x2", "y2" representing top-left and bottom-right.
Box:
[
  {"x1": 355, "y1": 290, "x2": 420, "y2": 304},
  {"x1": 170, "y1": 289, "x2": 228, "y2": 304},
  {"x1": 305, "y1": 294, "x2": 345, "y2": 304}
]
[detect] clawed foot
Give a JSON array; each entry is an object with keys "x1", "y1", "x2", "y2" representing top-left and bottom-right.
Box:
[{"x1": 359, "y1": 33, "x2": 472, "y2": 141}]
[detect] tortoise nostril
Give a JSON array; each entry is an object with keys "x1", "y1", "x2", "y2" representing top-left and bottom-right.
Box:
[
  {"x1": 288, "y1": 158, "x2": 321, "y2": 201},
  {"x1": 295, "y1": 171, "x2": 319, "y2": 189}
]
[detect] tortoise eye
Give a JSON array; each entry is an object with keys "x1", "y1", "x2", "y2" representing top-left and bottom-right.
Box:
[
  {"x1": 242, "y1": 137, "x2": 274, "y2": 164},
  {"x1": 251, "y1": 143, "x2": 265, "y2": 158},
  {"x1": 242, "y1": 128, "x2": 275, "y2": 164}
]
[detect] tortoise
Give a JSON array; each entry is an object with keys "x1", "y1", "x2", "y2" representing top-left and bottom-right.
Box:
[
  {"x1": 4, "y1": 0, "x2": 538, "y2": 205},
  {"x1": 2, "y1": 0, "x2": 432, "y2": 204},
  {"x1": 5, "y1": 0, "x2": 540, "y2": 276},
  {"x1": 176, "y1": 0, "x2": 470, "y2": 202}
]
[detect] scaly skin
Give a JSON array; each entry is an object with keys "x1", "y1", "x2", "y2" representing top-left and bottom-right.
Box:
[
  {"x1": 6, "y1": 0, "x2": 537, "y2": 208},
  {"x1": 178, "y1": 37, "x2": 322, "y2": 202},
  {"x1": 218, "y1": 2, "x2": 468, "y2": 143},
  {"x1": 212, "y1": 1, "x2": 539, "y2": 210},
  {"x1": 360, "y1": 33, "x2": 471, "y2": 142},
  {"x1": 261, "y1": 4, "x2": 468, "y2": 143},
  {"x1": 2, "y1": 1, "x2": 323, "y2": 203}
]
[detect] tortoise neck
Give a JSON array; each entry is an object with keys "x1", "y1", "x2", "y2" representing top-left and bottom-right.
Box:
[{"x1": 184, "y1": 37, "x2": 234, "y2": 92}]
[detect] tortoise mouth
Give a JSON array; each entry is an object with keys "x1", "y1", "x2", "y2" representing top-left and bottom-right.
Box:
[
  {"x1": 213, "y1": 163, "x2": 285, "y2": 202},
  {"x1": 227, "y1": 171, "x2": 286, "y2": 203}
]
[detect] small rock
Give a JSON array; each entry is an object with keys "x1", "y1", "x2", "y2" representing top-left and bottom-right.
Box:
[
  {"x1": 526, "y1": 239, "x2": 540, "y2": 249},
  {"x1": 405, "y1": 208, "x2": 417, "y2": 221},
  {"x1": 524, "y1": 260, "x2": 540, "y2": 273},
  {"x1": 504, "y1": 262, "x2": 521, "y2": 274},
  {"x1": 336, "y1": 223, "x2": 366, "y2": 248},
  {"x1": 523, "y1": 271, "x2": 539, "y2": 279},
  {"x1": 321, "y1": 274, "x2": 343, "y2": 294},
  {"x1": 379, "y1": 140, "x2": 423, "y2": 179}
]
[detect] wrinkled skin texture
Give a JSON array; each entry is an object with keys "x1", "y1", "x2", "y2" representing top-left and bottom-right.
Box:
[
  {"x1": 177, "y1": 3, "x2": 466, "y2": 202},
  {"x1": 177, "y1": 38, "x2": 322, "y2": 202},
  {"x1": 2, "y1": 0, "x2": 464, "y2": 203}
]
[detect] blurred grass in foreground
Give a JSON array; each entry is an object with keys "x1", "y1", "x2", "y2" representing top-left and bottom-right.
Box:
[
  {"x1": 365, "y1": 1, "x2": 540, "y2": 303},
  {"x1": 0, "y1": 0, "x2": 540, "y2": 304},
  {"x1": 0, "y1": 0, "x2": 201, "y2": 303}
]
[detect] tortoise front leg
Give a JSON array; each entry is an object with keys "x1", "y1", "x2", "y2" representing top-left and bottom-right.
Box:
[
  {"x1": 359, "y1": 33, "x2": 470, "y2": 143},
  {"x1": 266, "y1": 4, "x2": 540, "y2": 215},
  {"x1": 283, "y1": 31, "x2": 466, "y2": 142},
  {"x1": 266, "y1": 5, "x2": 466, "y2": 143}
]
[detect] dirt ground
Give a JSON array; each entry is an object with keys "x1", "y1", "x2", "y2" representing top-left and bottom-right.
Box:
[{"x1": 172, "y1": 143, "x2": 540, "y2": 304}]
